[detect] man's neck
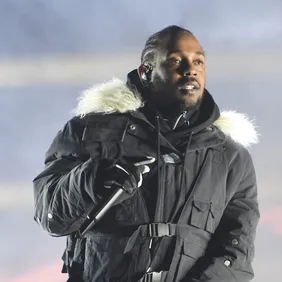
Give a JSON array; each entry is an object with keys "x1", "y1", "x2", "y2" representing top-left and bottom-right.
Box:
[
  {"x1": 158, "y1": 102, "x2": 199, "y2": 119},
  {"x1": 142, "y1": 99, "x2": 201, "y2": 130}
]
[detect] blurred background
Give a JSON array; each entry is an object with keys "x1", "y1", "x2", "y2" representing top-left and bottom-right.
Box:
[{"x1": 0, "y1": 0, "x2": 281, "y2": 281}]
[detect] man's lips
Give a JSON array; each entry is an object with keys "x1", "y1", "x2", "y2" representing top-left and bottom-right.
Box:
[{"x1": 178, "y1": 81, "x2": 200, "y2": 90}]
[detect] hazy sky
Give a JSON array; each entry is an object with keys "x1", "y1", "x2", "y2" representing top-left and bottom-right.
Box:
[{"x1": 0, "y1": 0, "x2": 281, "y2": 55}]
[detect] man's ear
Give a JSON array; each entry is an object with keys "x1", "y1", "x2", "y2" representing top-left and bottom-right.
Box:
[{"x1": 137, "y1": 63, "x2": 153, "y2": 87}]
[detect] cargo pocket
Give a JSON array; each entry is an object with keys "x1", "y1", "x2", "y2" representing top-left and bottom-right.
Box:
[
  {"x1": 190, "y1": 199, "x2": 210, "y2": 230},
  {"x1": 173, "y1": 238, "x2": 206, "y2": 282},
  {"x1": 206, "y1": 203, "x2": 223, "y2": 233},
  {"x1": 190, "y1": 199, "x2": 223, "y2": 234}
]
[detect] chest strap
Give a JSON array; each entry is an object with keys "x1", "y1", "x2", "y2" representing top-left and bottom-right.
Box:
[{"x1": 124, "y1": 223, "x2": 191, "y2": 254}]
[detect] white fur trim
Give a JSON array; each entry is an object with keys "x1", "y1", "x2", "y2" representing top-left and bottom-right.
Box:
[
  {"x1": 73, "y1": 79, "x2": 259, "y2": 147},
  {"x1": 73, "y1": 78, "x2": 143, "y2": 117},
  {"x1": 214, "y1": 111, "x2": 259, "y2": 147}
]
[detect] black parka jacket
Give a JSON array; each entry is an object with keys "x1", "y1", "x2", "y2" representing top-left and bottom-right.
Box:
[{"x1": 33, "y1": 74, "x2": 259, "y2": 282}]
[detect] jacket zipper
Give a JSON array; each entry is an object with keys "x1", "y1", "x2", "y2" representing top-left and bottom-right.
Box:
[
  {"x1": 138, "y1": 189, "x2": 152, "y2": 272},
  {"x1": 138, "y1": 189, "x2": 150, "y2": 222},
  {"x1": 154, "y1": 116, "x2": 163, "y2": 223},
  {"x1": 154, "y1": 167, "x2": 164, "y2": 222}
]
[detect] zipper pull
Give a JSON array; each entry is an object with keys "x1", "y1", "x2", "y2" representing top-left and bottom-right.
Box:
[
  {"x1": 149, "y1": 238, "x2": 153, "y2": 249},
  {"x1": 182, "y1": 111, "x2": 190, "y2": 126}
]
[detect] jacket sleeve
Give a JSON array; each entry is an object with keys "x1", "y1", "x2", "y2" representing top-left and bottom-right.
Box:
[
  {"x1": 33, "y1": 119, "x2": 103, "y2": 237},
  {"x1": 186, "y1": 151, "x2": 260, "y2": 282}
]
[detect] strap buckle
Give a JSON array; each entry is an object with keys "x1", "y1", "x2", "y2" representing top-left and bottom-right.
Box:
[
  {"x1": 148, "y1": 223, "x2": 173, "y2": 237},
  {"x1": 142, "y1": 271, "x2": 163, "y2": 282}
]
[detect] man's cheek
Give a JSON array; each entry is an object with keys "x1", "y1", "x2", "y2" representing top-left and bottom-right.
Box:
[
  {"x1": 155, "y1": 69, "x2": 170, "y2": 82},
  {"x1": 152, "y1": 74, "x2": 166, "y2": 89}
]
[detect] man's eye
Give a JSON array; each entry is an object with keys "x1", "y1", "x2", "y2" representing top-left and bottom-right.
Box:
[
  {"x1": 167, "y1": 58, "x2": 181, "y2": 65},
  {"x1": 194, "y1": 59, "x2": 204, "y2": 66}
]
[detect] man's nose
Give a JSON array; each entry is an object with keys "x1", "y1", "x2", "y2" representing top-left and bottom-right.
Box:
[
  {"x1": 183, "y1": 66, "x2": 197, "y2": 76},
  {"x1": 182, "y1": 62, "x2": 197, "y2": 76}
]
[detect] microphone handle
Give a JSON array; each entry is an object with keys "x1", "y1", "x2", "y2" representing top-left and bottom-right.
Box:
[{"x1": 79, "y1": 188, "x2": 124, "y2": 237}]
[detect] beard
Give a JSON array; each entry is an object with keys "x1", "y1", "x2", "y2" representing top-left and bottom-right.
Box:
[
  {"x1": 157, "y1": 92, "x2": 204, "y2": 120},
  {"x1": 148, "y1": 75, "x2": 204, "y2": 114}
]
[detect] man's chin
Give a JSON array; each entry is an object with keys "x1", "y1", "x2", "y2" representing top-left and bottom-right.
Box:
[{"x1": 178, "y1": 91, "x2": 203, "y2": 108}]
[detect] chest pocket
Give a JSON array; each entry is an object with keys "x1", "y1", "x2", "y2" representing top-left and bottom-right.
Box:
[{"x1": 190, "y1": 199, "x2": 223, "y2": 233}]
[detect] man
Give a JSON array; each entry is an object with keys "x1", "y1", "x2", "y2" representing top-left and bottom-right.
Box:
[{"x1": 33, "y1": 25, "x2": 259, "y2": 282}]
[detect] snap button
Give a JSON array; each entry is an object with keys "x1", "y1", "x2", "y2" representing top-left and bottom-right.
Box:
[
  {"x1": 206, "y1": 126, "x2": 213, "y2": 131},
  {"x1": 232, "y1": 238, "x2": 239, "y2": 245},
  {"x1": 129, "y1": 124, "x2": 136, "y2": 130},
  {"x1": 224, "y1": 259, "x2": 231, "y2": 267},
  {"x1": 47, "y1": 213, "x2": 53, "y2": 219}
]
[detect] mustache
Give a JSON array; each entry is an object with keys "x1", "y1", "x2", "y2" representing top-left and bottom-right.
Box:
[{"x1": 178, "y1": 77, "x2": 200, "y2": 88}]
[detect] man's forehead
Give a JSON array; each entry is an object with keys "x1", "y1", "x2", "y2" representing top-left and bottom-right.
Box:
[
  {"x1": 160, "y1": 32, "x2": 204, "y2": 56},
  {"x1": 166, "y1": 49, "x2": 205, "y2": 56}
]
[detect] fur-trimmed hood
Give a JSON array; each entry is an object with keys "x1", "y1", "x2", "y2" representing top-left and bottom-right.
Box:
[{"x1": 73, "y1": 79, "x2": 259, "y2": 148}]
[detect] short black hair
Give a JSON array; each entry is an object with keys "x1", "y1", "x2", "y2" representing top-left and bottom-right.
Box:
[{"x1": 141, "y1": 25, "x2": 194, "y2": 66}]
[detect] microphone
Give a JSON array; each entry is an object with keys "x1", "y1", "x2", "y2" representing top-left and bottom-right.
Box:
[{"x1": 76, "y1": 156, "x2": 155, "y2": 238}]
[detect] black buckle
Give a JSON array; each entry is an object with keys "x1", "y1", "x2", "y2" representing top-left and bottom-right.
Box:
[
  {"x1": 148, "y1": 223, "x2": 172, "y2": 237},
  {"x1": 142, "y1": 271, "x2": 163, "y2": 282}
]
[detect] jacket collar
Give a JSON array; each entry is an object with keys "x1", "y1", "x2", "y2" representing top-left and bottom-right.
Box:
[{"x1": 73, "y1": 78, "x2": 259, "y2": 148}]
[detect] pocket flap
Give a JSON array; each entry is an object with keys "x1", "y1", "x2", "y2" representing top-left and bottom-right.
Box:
[
  {"x1": 82, "y1": 117, "x2": 129, "y2": 142},
  {"x1": 82, "y1": 126, "x2": 123, "y2": 142},
  {"x1": 193, "y1": 199, "x2": 210, "y2": 212},
  {"x1": 209, "y1": 203, "x2": 222, "y2": 218}
]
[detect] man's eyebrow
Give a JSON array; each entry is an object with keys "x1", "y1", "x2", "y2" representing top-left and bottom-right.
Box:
[
  {"x1": 167, "y1": 50, "x2": 206, "y2": 57},
  {"x1": 196, "y1": 50, "x2": 205, "y2": 57}
]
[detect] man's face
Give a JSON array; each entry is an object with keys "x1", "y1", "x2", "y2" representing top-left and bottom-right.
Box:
[{"x1": 147, "y1": 32, "x2": 206, "y2": 109}]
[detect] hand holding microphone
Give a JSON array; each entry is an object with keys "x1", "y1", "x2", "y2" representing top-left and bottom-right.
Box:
[
  {"x1": 77, "y1": 156, "x2": 155, "y2": 237},
  {"x1": 100, "y1": 157, "x2": 154, "y2": 204}
]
